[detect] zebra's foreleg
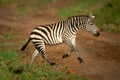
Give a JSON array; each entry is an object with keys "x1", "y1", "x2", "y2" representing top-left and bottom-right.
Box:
[
  {"x1": 62, "y1": 39, "x2": 74, "y2": 58},
  {"x1": 62, "y1": 48, "x2": 74, "y2": 58},
  {"x1": 64, "y1": 37, "x2": 84, "y2": 63},
  {"x1": 71, "y1": 38, "x2": 84, "y2": 63},
  {"x1": 74, "y1": 48, "x2": 84, "y2": 63}
]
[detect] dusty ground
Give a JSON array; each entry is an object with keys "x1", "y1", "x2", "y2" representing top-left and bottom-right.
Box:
[{"x1": 0, "y1": 0, "x2": 120, "y2": 80}]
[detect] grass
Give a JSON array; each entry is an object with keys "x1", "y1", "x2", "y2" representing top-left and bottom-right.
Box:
[
  {"x1": 59, "y1": 0, "x2": 120, "y2": 32},
  {"x1": 0, "y1": 31, "x2": 20, "y2": 51},
  {"x1": 0, "y1": 50, "x2": 88, "y2": 80}
]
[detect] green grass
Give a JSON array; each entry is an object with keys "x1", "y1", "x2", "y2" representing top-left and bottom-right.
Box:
[
  {"x1": 59, "y1": 0, "x2": 120, "y2": 32},
  {"x1": 0, "y1": 50, "x2": 18, "y2": 63},
  {"x1": 0, "y1": 50, "x2": 88, "y2": 80},
  {"x1": 0, "y1": 32, "x2": 20, "y2": 51},
  {"x1": 0, "y1": 0, "x2": 13, "y2": 5},
  {"x1": 59, "y1": 0, "x2": 105, "y2": 18}
]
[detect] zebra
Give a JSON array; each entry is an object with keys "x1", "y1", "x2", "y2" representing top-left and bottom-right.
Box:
[{"x1": 21, "y1": 13, "x2": 100, "y2": 66}]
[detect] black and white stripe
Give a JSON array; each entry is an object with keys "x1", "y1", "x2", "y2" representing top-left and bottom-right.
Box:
[{"x1": 21, "y1": 13, "x2": 100, "y2": 66}]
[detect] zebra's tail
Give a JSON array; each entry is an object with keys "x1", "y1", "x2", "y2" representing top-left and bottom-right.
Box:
[{"x1": 21, "y1": 38, "x2": 31, "y2": 51}]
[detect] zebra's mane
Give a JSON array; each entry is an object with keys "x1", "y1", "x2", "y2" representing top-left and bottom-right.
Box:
[
  {"x1": 39, "y1": 15, "x2": 89, "y2": 27},
  {"x1": 67, "y1": 15, "x2": 89, "y2": 20}
]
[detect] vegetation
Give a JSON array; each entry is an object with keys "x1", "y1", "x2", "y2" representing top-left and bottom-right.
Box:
[
  {"x1": 59, "y1": 0, "x2": 120, "y2": 32},
  {"x1": 0, "y1": 50, "x2": 87, "y2": 80}
]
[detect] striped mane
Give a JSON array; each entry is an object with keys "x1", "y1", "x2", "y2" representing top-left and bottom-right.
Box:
[{"x1": 67, "y1": 15, "x2": 89, "y2": 19}]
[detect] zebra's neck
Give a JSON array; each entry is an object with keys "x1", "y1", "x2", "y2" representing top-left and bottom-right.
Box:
[
  {"x1": 68, "y1": 16, "x2": 89, "y2": 34},
  {"x1": 65, "y1": 18, "x2": 82, "y2": 35}
]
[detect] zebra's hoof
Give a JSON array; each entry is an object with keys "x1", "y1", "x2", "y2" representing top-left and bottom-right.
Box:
[
  {"x1": 50, "y1": 62, "x2": 56, "y2": 66},
  {"x1": 77, "y1": 57, "x2": 84, "y2": 63},
  {"x1": 62, "y1": 54, "x2": 69, "y2": 58}
]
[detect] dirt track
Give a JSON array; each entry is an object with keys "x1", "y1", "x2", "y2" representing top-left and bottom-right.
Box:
[{"x1": 0, "y1": 0, "x2": 120, "y2": 80}]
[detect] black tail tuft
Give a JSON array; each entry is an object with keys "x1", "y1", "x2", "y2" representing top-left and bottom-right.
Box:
[{"x1": 21, "y1": 38, "x2": 31, "y2": 51}]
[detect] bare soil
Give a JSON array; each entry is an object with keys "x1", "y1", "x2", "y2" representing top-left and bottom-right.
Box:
[{"x1": 0, "y1": 0, "x2": 120, "y2": 80}]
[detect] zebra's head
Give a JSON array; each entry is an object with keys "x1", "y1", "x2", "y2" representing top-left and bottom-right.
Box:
[{"x1": 85, "y1": 13, "x2": 100, "y2": 37}]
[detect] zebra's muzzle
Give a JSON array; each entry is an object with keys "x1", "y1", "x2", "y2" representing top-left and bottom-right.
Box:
[{"x1": 93, "y1": 32, "x2": 100, "y2": 37}]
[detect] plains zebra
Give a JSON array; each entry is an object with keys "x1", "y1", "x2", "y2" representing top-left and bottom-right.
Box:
[{"x1": 21, "y1": 13, "x2": 100, "y2": 66}]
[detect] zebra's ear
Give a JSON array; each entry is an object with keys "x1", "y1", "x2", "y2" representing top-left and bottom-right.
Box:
[{"x1": 89, "y1": 13, "x2": 95, "y2": 19}]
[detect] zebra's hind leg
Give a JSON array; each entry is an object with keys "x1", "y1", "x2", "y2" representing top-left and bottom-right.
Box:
[
  {"x1": 34, "y1": 41, "x2": 56, "y2": 66},
  {"x1": 41, "y1": 53, "x2": 56, "y2": 66},
  {"x1": 29, "y1": 49, "x2": 39, "y2": 67},
  {"x1": 62, "y1": 54, "x2": 69, "y2": 58}
]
